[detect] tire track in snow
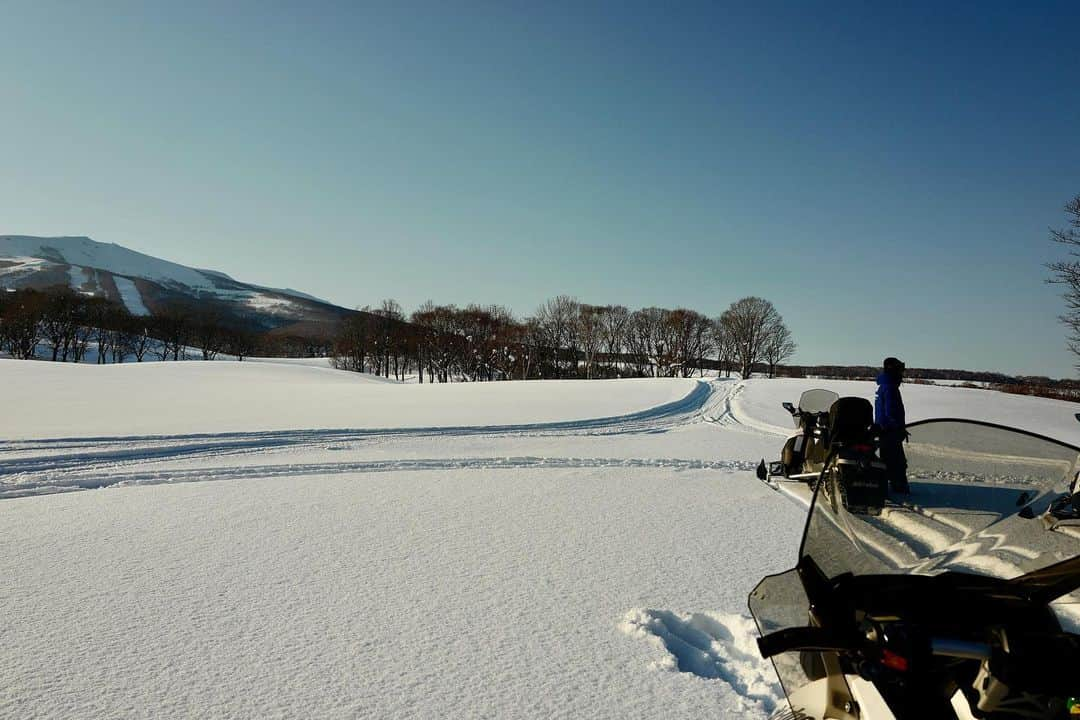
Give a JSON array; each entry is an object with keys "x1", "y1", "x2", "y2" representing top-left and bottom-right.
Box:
[
  {"x1": 1, "y1": 382, "x2": 714, "y2": 473},
  {"x1": 0, "y1": 381, "x2": 771, "y2": 499},
  {"x1": 705, "y1": 381, "x2": 790, "y2": 437},
  {"x1": 1, "y1": 456, "x2": 760, "y2": 499}
]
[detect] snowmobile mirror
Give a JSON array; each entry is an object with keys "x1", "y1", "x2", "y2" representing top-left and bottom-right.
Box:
[
  {"x1": 782, "y1": 402, "x2": 796, "y2": 415},
  {"x1": 756, "y1": 460, "x2": 768, "y2": 481}
]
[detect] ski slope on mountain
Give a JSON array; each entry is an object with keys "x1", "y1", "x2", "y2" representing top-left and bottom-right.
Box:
[
  {"x1": 0, "y1": 235, "x2": 346, "y2": 327},
  {"x1": 0, "y1": 235, "x2": 212, "y2": 288},
  {"x1": 2, "y1": 364, "x2": 1078, "y2": 719}
]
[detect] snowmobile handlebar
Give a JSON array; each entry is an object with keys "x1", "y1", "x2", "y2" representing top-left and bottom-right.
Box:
[
  {"x1": 759, "y1": 627, "x2": 992, "y2": 662},
  {"x1": 757, "y1": 627, "x2": 854, "y2": 658}
]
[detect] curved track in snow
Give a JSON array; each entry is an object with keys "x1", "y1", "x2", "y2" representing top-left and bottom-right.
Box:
[{"x1": 1, "y1": 380, "x2": 764, "y2": 499}]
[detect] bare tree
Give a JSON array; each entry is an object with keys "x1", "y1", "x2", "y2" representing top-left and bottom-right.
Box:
[
  {"x1": 599, "y1": 305, "x2": 630, "y2": 376},
  {"x1": 372, "y1": 299, "x2": 404, "y2": 379},
  {"x1": 41, "y1": 290, "x2": 78, "y2": 362},
  {"x1": 489, "y1": 313, "x2": 524, "y2": 381},
  {"x1": 533, "y1": 295, "x2": 579, "y2": 378},
  {"x1": 331, "y1": 313, "x2": 373, "y2": 373},
  {"x1": 122, "y1": 317, "x2": 155, "y2": 362},
  {"x1": 225, "y1": 326, "x2": 260, "y2": 361},
  {"x1": 154, "y1": 304, "x2": 191, "y2": 361},
  {"x1": 192, "y1": 309, "x2": 227, "y2": 360},
  {"x1": 627, "y1": 307, "x2": 671, "y2": 377},
  {"x1": 1048, "y1": 194, "x2": 1080, "y2": 366},
  {"x1": 411, "y1": 302, "x2": 461, "y2": 382},
  {"x1": 576, "y1": 305, "x2": 605, "y2": 379},
  {"x1": 721, "y1": 297, "x2": 781, "y2": 380},
  {"x1": 0, "y1": 289, "x2": 46, "y2": 359},
  {"x1": 521, "y1": 318, "x2": 545, "y2": 380},
  {"x1": 666, "y1": 309, "x2": 714, "y2": 377},
  {"x1": 763, "y1": 320, "x2": 796, "y2": 378},
  {"x1": 88, "y1": 298, "x2": 117, "y2": 363},
  {"x1": 711, "y1": 317, "x2": 736, "y2": 378},
  {"x1": 70, "y1": 301, "x2": 93, "y2": 363}
]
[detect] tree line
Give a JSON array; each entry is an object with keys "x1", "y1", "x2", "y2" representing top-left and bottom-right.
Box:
[
  {"x1": 0, "y1": 288, "x2": 266, "y2": 363},
  {"x1": 0, "y1": 286, "x2": 798, "y2": 381},
  {"x1": 331, "y1": 295, "x2": 796, "y2": 383}
]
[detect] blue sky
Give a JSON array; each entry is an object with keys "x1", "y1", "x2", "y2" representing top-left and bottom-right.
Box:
[{"x1": 2, "y1": 1, "x2": 1078, "y2": 376}]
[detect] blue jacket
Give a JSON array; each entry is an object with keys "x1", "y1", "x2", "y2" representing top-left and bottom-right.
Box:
[{"x1": 875, "y1": 372, "x2": 905, "y2": 431}]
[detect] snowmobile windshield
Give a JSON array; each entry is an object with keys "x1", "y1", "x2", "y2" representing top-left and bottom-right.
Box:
[
  {"x1": 799, "y1": 419, "x2": 1080, "y2": 586},
  {"x1": 797, "y1": 389, "x2": 839, "y2": 416}
]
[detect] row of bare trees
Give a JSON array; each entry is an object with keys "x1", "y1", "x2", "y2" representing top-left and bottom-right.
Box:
[
  {"x1": 331, "y1": 295, "x2": 796, "y2": 382},
  {"x1": 0, "y1": 289, "x2": 262, "y2": 363},
  {"x1": 1, "y1": 287, "x2": 796, "y2": 380}
]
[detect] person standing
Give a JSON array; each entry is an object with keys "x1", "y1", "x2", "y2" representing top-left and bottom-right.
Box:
[{"x1": 875, "y1": 357, "x2": 909, "y2": 493}]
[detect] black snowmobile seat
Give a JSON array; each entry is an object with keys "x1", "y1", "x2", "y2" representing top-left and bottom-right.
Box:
[{"x1": 828, "y1": 396, "x2": 874, "y2": 447}]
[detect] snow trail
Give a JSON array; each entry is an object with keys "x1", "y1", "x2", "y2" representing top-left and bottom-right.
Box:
[
  {"x1": 0, "y1": 378, "x2": 762, "y2": 499},
  {"x1": 1, "y1": 456, "x2": 759, "y2": 499}
]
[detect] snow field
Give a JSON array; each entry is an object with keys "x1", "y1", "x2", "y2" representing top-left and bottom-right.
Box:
[
  {"x1": 0, "y1": 360, "x2": 699, "y2": 440},
  {"x1": 3, "y1": 363, "x2": 1078, "y2": 718},
  {"x1": 731, "y1": 377, "x2": 1080, "y2": 439},
  {"x1": 2, "y1": 466, "x2": 803, "y2": 719}
]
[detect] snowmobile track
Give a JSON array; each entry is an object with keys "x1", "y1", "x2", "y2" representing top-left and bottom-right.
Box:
[{"x1": 0, "y1": 381, "x2": 765, "y2": 499}]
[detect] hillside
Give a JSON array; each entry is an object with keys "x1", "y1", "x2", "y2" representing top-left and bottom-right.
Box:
[{"x1": 0, "y1": 235, "x2": 351, "y2": 331}]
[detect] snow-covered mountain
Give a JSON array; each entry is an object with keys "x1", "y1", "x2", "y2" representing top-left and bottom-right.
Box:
[{"x1": 0, "y1": 235, "x2": 350, "y2": 330}]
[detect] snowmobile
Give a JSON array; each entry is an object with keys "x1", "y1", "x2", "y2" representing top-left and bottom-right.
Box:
[
  {"x1": 758, "y1": 391, "x2": 889, "y2": 516},
  {"x1": 749, "y1": 418, "x2": 1080, "y2": 719},
  {"x1": 758, "y1": 389, "x2": 842, "y2": 484},
  {"x1": 816, "y1": 396, "x2": 889, "y2": 516}
]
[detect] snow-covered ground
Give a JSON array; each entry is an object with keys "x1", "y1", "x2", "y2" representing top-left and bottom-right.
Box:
[
  {"x1": 1, "y1": 361, "x2": 700, "y2": 440},
  {"x1": 731, "y1": 377, "x2": 1080, "y2": 439},
  {"x1": 2, "y1": 363, "x2": 1078, "y2": 718}
]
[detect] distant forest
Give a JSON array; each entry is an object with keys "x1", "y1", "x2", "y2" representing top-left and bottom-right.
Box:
[
  {"x1": 1, "y1": 286, "x2": 1076, "y2": 400},
  {"x1": 333, "y1": 295, "x2": 793, "y2": 383}
]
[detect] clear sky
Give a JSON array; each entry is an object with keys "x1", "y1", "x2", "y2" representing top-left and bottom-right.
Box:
[{"x1": 2, "y1": 1, "x2": 1078, "y2": 376}]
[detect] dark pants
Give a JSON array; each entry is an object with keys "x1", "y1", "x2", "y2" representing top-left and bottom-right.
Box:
[{"x1": 880, "y1": 431, "x2": 909, "y2": 493}]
